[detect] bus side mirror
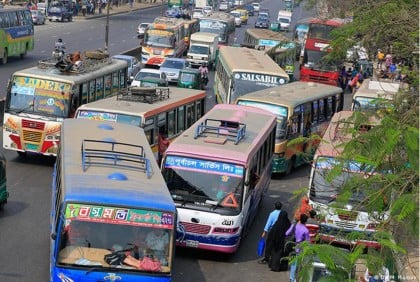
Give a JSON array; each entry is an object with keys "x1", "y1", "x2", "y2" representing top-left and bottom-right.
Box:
[{"x1": 51, "y1": 232, "x2": 57, "y2": 240}]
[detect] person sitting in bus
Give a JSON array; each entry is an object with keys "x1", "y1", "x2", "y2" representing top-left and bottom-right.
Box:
[
  {"x1": 145, "y1": 228, "x2": 169, "y2": 266},
  {"x1": 122, "y1": 248, "x2": 162, "y2": 271},
  {"x1": 64, "y1": 220, "x2": 91, "y2": 247}
]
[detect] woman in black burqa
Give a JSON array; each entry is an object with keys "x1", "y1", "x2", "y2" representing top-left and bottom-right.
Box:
[{"x1": 267, "y1": 210, "x2": 291, "y2": 272}]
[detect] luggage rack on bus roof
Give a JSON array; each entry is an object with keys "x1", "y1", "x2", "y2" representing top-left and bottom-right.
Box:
[
  {"x1": 37, "y1": 50, "x2": 112, "y2": 73},
  {"x1": 117, "y1": 87, "x2": 170, "y2": 104},
  {"x1": 194, "y1": 119, "x2": 246, "y2": 145},
  {"x1": 81, "y1": 139, "x2": 152, "y2": 178}
]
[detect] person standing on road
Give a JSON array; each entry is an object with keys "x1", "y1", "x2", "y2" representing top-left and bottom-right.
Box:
[
  {"x1": 286, "y1": 213, "x2": 310, "y2": 282},
  {"x1": 376, "y1": 49, "x2": 385, "y2": 70},
  {"x1": 268, "y1": 210, "x2": 291, "y2": 272},
  {"x1": 258, "y1": 201, "x2": 283, "y2": 264}
]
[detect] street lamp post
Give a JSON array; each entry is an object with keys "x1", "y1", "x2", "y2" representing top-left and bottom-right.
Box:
[{"x1": 104, "y1": 1, "x2": 111, "y2": 52}]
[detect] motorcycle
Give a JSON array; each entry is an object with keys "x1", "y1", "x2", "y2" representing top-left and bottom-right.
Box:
[
  {"x1": 52, "y1": 47, "x2": 65, "y2": 61},
  {"x1": 200, "y1": 72, "x2": 209, "y2": 90}
]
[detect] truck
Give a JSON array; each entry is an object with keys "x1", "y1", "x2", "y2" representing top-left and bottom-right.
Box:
[
  {"x1": 277, "y1": 10, "x2": 292, "y2": 31},
  {"x1": 186, "y1": 32, "x2": 219, "y2": 68}
]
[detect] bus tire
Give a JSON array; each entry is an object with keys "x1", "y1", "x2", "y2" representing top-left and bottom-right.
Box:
[
  {"x1": 1, "y1": 49, "x2": 7, "y2": 65},
  {"x1": 20, "y1": 47, "x2": 27, "y2": 59},
  {"x1": 17, "y1": 151, "x2": 27, "y2": 158},
  {"x1": 68, "y1": 16, "x2": 72, "y2": 22}
]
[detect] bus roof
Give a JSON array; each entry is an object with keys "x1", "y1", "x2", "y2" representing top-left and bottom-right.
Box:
[
  {"x1": 200, "y1": 11, "x2": 235, "y2": 22},
  {"x1": 309, "y1": 18, "x2": 346, "y2": 27},
  {"x1": 12, "y1": 58, "x2": 127, "y2": 85},
  {"x1": 235, "y1": 81, "x2": 342, "y2": 109},
  {"x1": 76, "y1": 87, "x2": 206, "y2": 120},
  {"x1": 219, "y1": 46, "x2": 289, "y2": 78},
  {"x1": 59, "y1": 119, "x2": 175, "y2": 212},
  {"x1": 353, "y1": 79, "x2": 400, "y2": 100},
  {"x1": 245, "y1": 28, "x2": 289, "y2": 42},
  {"x1": 315, "y1": 111, "x2": 380, "y2": 158},
  {"x1": 165, "y1": 104, "x2": 277, "y2": 166},
  {"x1": 152, "y1": 16, "x2": 185, "y2": 28}
]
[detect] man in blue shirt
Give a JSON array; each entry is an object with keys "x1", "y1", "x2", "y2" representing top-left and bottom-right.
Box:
[
  {"x1": 258, "y1": 201, "x2": 282, "y2": 264},
  {"x1": 285, "y1": 213, "x2": 310, "y2": 282}
]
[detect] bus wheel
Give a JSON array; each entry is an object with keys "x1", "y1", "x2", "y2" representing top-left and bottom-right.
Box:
[
  {"x1": 17, "y1": 151, "x2": 27, "y2": 158},
  {"x1": 285, "y1": 156, "x2": 295, "y2": 175},
  {"x1": 20, "y1": 47, "x2": 27, "y2": 59},
  {"x1": 1, "y1": 49, "x2": 7, "y2": 65}
]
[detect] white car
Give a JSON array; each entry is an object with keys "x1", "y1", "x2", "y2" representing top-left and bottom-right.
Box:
[
  {"x1": 202, "y1": 6, "x2": 213, "y2": 16},
  {"x1": 251, "y1": 2, "x2": 260, "y2": 12},
  {"x1": 230, "y1": 11, "x2": 242, "y2": 27},
  {"x1": 131, "y1": 68, "x2": 168, "y2": 87},
  {"x1": 137, "y1": 22, "x2": 151, "y2": 38},
  {"x1": 219, "y1": 1, "x2": 229, "y2": 11},
  {"x1": 192, "y1": 8, "x2": 204, "y2": 19},
  {"x1": 31, "y1": 10, "x2": 46, "y2": 25}
]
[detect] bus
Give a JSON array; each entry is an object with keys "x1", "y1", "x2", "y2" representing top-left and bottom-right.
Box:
[
  {"x1": 75, "y1": 86, "x2": 207, "y2": 160},
  {"x1": 3, "y1": 56, "x2": 128, "y2": 156},
  {"x1": 141, "y1": 17, "x2": 188, "y2": 67},
  {"x1": 307, "y1": 111, "x2": 384, "y2": 249},
  {"x1": 235, "y1": 81, "x2": 343, "y2": 175},
  {"x1": 0, "y1": 7, "x2": 34, "y2": 64},
  {"x1": 351, "y1": 79, "x2": 401, "y2": 111},
  {"x1": 183, "y1": 18, "x2": 200, "y2": 46},
  {"x1": 198, "y1": 12, "x2": 236, "y2": 46},
  {"x1": 50, "y1": 119, "x2": 176, "y2": 281},
  {"x1": 214, "y1": 46, "x2": 289, "y2": 104},
  {"x1": 242, "y1": 28, "x2": 297, "y2": 80},
  {"x1": 300, "y1": 18, "x2": 345, "y2": 86},
  {"x1": 161, "y1": 104, "x2": 277, "y2": 253}
]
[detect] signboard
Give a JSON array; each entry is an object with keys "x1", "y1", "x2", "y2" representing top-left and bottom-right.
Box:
[{"x1": 234, "y1": 72, "x2": 287, "y2": 86}]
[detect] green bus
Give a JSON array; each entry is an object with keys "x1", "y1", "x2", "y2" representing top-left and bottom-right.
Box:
[{"x1": 0, "y1": 7, "x2": 34, "y2": 64}]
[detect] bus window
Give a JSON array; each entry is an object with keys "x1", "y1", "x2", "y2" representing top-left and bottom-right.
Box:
[
  {"x1": 178, "y1": 106, "x2": 185, "y2": 132},
  {"x1": 168, "y1": 110, "x2": 176, "y2": 137}
]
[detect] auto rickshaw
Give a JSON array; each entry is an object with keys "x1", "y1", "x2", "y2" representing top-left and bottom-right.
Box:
[
  {"x1": 269, "y1": 22, "x2": 281, "y2": 32},
  {"x1": 0, "y1": 153, "x2": 7, "y2": 208},
  {"x1": 177, "y1": 68, "x2": 205, "y2": 90},
  {"x1": 138, "y1": 76, "x2": 168, "y2": 87}
]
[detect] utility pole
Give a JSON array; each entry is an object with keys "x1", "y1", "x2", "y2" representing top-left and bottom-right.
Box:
[{"x1": 104, "y1": 0, "x2": 111, "y2": 52}]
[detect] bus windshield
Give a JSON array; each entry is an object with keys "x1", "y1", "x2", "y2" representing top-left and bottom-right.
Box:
[
  {"x1": 8, "y1": 77, "x2": 71, "y2": 117},
  {"x1": 309, "y1": 24, "x2": 335, "y2": 40},
  {"x1": 145, "y1": 30, "x2": 175, "y2": 48},
  {"x1": 199, "y1": 20, "x2": 227, "y2": 39},
  {"x1": 76, "y1": 110, "x2": 142, "y2": 127},
  {"x1": 163, "y1": 156, "x2": 244, "y2": 211},
  {"x1": 232, "y1": 72, "x2": 287, "y2": 100},
  {"x1": 304, "y1": 50, "x2": 338, "y2": 72},
  {"x1": 236, "y1": 100, "x2": 288, "y2": 140},
  {"x1": 310, "y1": 157, "x2": 371, "y2": 211},
  {"x1": 352, "y1": 96, "x2": 391, "y2": 111},
  {"x1": 58, "y1": 204, "x2": 173, "y2": 273}
]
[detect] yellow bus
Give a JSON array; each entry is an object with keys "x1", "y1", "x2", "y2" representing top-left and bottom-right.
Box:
[
  {"x1": 142, "y1": 17, "x2": 188, "y2": 67},
  {"x1": 214, "y1": 46, "x2": 289, "y2": 104},
  {"x1": 75, "y1": 86, "x2": 206, "y2": 160},
  {"x1": 235, "y1": 81, "x2": 343, "y2": 175},
  {"x1": 183, "y1": 18, "x2": 199, "y2": 46},
  {"x1": 3, "y1": 56, "x2": 128, "y2": 156}
]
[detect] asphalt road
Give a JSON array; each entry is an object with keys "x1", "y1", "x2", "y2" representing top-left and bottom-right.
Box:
[{"x1": 0, "y1": 1, "x2": 353, "y2": 281}]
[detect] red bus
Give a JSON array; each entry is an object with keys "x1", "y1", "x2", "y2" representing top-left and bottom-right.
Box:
[{"x1": 300, "y1": 18, "x2": 345, "y2": 86}]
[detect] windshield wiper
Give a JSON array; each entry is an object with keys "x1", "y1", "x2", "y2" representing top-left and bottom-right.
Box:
[{"x1": 15, "y1": 102, "x2": 34, "y2": 114}]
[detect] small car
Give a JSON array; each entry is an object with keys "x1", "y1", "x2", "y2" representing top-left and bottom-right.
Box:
[
  {"x1": 112, "y1": 54, "x2": 141, "y2": 78},
  {"x1": 234, "y1": 0, "x2": 244, "y2": 6},
  {"x1": 137, "y1": 22, "x2": 151, "y2": 38},
  {"x1": 131, "y1": 68, "x2": 168, "y2": 87},
  {"x1": 259, "y1": 8, "x2": 270, "y2": 18},
  {"x1": 159, "y1": 58, "x2": 189, "y2": 83},
  {"x1": 166, "y1": 7, "x2": 181, "y2": 18},
  {"x1": 244, "y1": 4, "x2": 255, "y2": 16},
  {"x1": 37, "y1": 2, "x2": 47, "y2": 15},
  {"x1": 31, "y1": 10, "x2": 46, "y2": 25},
  {"x1": 251, "y1": 2, "x2": 260, "y2": 12},
  {"x1": 235, "y1": 9, "x2": 248, "y2": 24},
  {"x1": 202, "y1": 6, "x2": 213, "y2": 16},
  {"x1": 219, "y1": 1, "x2": 229, "y2": 11},
  {"x1": 255, "y1": 15, "x2": 270, "y2": 28},
  {"x1": 230, "y1": 11, "x2": 242, "y2": 27},
  {"x1": 192, "y1": 8, "x2": 204, "y2": 19}
]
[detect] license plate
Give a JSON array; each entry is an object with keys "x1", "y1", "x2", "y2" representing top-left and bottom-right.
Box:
[
  {"x1": 25, "y1": 144, "x2": 38, "y2": 151},
  {"x1": 185, "y1": 240, "x2": 199, "y2": 248}
]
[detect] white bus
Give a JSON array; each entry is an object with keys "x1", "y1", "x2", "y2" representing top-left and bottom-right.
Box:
[
  {"x1": 214, "y1": 46, "x2": 289, "y2": 104},
  {"x1": 161, "y1": 104, "x2": 277, "y2": 253},
  {"x1": 3, "y1": 56, "x2": 128, "y2": 156}
]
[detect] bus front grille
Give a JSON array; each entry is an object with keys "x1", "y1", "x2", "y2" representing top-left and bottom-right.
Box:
[
  {"x1": 337, "y1": 210, "x2": 358, "y2": 221},
  {"x1": 180, "y1": 221, "x2": 211, "y2": 234},
  {"x1": 22, "y1": 119, "x2": 46, "y2": 130},
  {"x1": 335, "y1": 221, "x2": 357, "y2": 229},
  {"x1": 308, "y1": 75, "x2": 329, "y2": 82},
  {"x1": 22, "y1": 130, "x2": 43, "y2": 143}
]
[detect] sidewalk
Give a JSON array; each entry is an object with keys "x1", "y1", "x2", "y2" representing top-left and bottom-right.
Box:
[{"x1": 73, "y1": 1, "x2": 166, "y2": 21}]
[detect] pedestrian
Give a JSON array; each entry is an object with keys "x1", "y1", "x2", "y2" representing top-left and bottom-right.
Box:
[
  {"x1": 388, "y1": 62, "x2": 396, "y2": 81},
  {"x1": 128, "y1": 0, "x2": 133, "y2": 10},
  {"x1": 258, "y1": 201, "x2": 283, "y2": 265},
  {"x1": 286, "y1": 213, "x2": 310, "y2": 282},
  {"x1": 268, "y1": 210, "x2": 291, "y2": 272},
  {"x1": 293, "y1": 196, "x2": 312, "y2": 222},
  {"x1": 384, "y1": 53, "x2": 392, "y2": 73},
  {"x1": 339, "y1": 66, "x2": 348, "y2": 91},
  {"x1": 376, "y1": 49, "x2": 384, "y2": 70}
]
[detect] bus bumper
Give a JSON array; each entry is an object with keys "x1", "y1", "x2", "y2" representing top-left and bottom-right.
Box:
[{"x1": 176, "y1": 233, "x2": 241, "y2": 253}]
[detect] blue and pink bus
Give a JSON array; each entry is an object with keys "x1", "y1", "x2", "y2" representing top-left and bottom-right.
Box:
[
  {"x1": 161, "y1": 104, "x2": 277, "y2": 253},
  {"x1": 50, "y1": 119, "x2": 176, "y2": 281}
]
